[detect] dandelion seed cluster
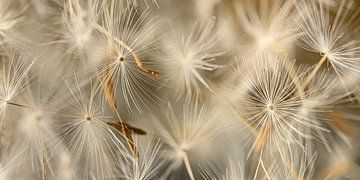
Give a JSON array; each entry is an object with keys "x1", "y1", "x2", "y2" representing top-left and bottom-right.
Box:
[{"x1": 0, "y1": 0, "x2": 360, "y2": 179}]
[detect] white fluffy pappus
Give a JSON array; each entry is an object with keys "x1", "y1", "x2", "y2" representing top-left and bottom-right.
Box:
[
  {"x1": 90, "y1": 0, "x2": 162, "y2": 113},
  {"x1": 294, "y1": 0, "x2": 360, "y2": 82},
  {"x1": 304, "y1": 71, "x2": 360, "y2": 151},
  {"x1": 0, "y1": 147, "x2": 28, "y2": 180},
  {"x1": 147, "y1": 100, "x2": 224, "y2": 180},
  {"x1": 57, "y1": 78, "x2": 126, "y2": 180},
  {"x1": 254, "y1": 150, "x2": 316, "y2": 180},
  {"x1": 118, "y1": 136, "x2": 164, "y2": 180},
  {"x1": 0, "y1": 51, "x2": 36, "y2": 127},
  {"x1": 226, "y1": 0, "x2": 298, "y2": 56},
  {"x1": 201, "y1": 160, "x2": 245, "y2": 180},
  {"x1": 0, "y1": 0, "x2": 27, "y2": 45},
  {"x1": 157, "y1": 20, "x2": 223, "y2": 99},
  {"x1": 57, "y1": 0, "x2": 103, "y2": 58},
  {"x1": 227, "y1": 55, "x2": 328, "y2": 173},
  {"x1": 4, "y1": 77, "x2": 71, "y2": 180}
]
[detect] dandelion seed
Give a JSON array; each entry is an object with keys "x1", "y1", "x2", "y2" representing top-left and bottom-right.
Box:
[
  {"x1": 149, "y1": 101, "x2": 222, "y2": 180},
  {"x1": 92, "y1": 0, "x2": 161, "y2": 113},
  {"x1": 58, "y1": 78, "x2": 126, "y2": 180},
  {"x1": 304, "y1": 72, "x2": 360, "y2": 151},
  {"x1": 0, "y1": 52, "x2": 35, "y2": 126},
  {"x1": 294, "y1": 0, "x2": 360, "y2": 84},
  {"x1": 57, "y1": 0, "x2": 102, "y2": 58},
  {"x1": 158, "y1": 20, "x2": 223, "y2": 98},
  {"x1": 228, "y1": 0, "x2": 298, "y2": 55},
  {"x1": 8, "y1": 81, "x2": 67, "y2": 180},
  {"x1": 98, "y1": 47, "x2": 141, "y2": 157},
  {"x1": 229, "y1": 55, "x2": 327, "y2": 165}
]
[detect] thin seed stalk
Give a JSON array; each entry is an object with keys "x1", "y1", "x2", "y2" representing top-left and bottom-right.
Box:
[
  {"x1": 6, "y1": 101, "x2": 32, "y2": 109},
  {"x1": 36, "y1": 123, "x2": 46, "y2": 180},
  {"x1": 113, "y1": 109, "x2": 138, "y2": 157},
  {"x1": 282, "y1": 54, "x2": 305, "y2": 99},
  {"x1": 277, "y1": 50, "x2": 305, "y2": 100},
  {"x1": 181, "y1": 149, "x2": 195, "y2": 180},
  {"x1": 303, "y1": 54, "x2": 328, "y2": 88}
]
